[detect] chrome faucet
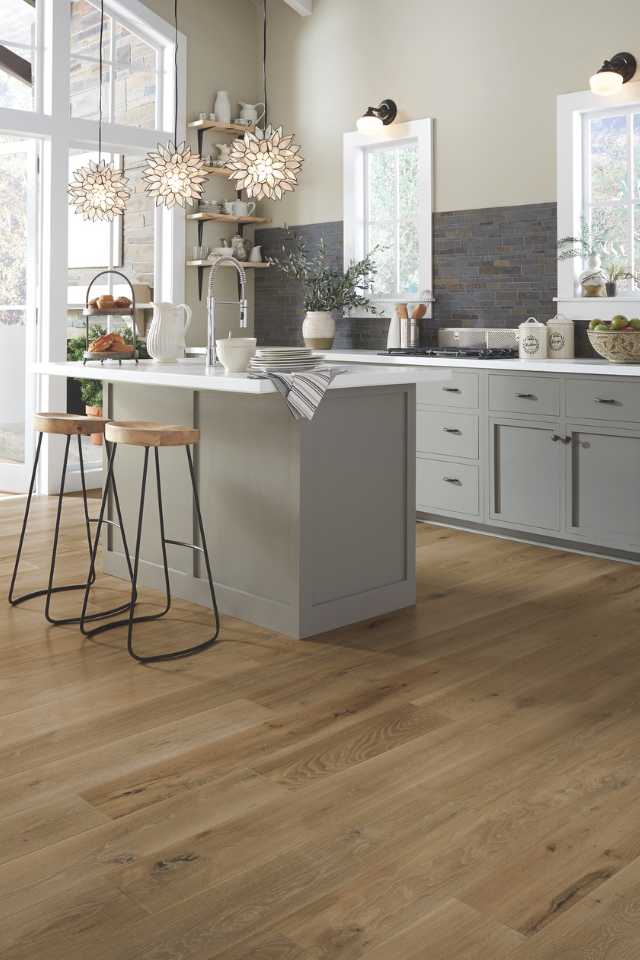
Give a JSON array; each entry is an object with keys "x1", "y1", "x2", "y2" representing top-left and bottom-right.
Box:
[{"x1": 206, "y1": 256, "x2": 248, "y2": 369}]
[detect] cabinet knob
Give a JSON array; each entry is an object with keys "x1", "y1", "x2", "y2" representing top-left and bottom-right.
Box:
[
  {"x1": 442, "y1": 387, "x2": 461, "y2": 393},
  {"x1": 516, "y1": 392, "x2": 536, "y2": 400},
  {"x1": 443, "y1": 476, "x2": 462, "y2": 485},
  {"x1": 442, "y1": 427, "x2": 462, "y2": 434}
]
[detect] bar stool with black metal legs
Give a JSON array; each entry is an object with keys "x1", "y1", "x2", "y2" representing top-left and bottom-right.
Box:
[
  {"x1": 80, "y1": 421, "x2": 220, "y2": 663},
  {"x1": 8, "y1": 413, "x2": 133, "y2": 626}
]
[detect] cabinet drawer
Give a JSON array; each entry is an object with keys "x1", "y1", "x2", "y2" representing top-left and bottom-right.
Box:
[
  {"x1": 416, "y1": 371, "x2": 479, "y2": 409},
  {"x1": 416, "y1": 458, "x2": 479, "y2": 516},
  {"x1": 416, "y1": 410, "x2": 479, "y2": 459},
  {"x1": 566, "y1": 378, "x2": 640, "y2": 423},
  {"x1": 489, "y1": 374, "x2": 560, "y2": 416}
]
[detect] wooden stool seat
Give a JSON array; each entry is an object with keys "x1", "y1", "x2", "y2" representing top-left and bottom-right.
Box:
[
  {"x1": 105, "y1": 421, "x2": 200, "y2": 447},
  {"x1": 33, "y1": 412, "x2": 108, "y2": 436}
]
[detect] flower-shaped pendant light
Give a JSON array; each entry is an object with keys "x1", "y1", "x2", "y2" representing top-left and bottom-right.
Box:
[
  {"x1": 228, "y1": 125, "x2": 302, "y2": 201},
  {"x1": 67, "y1": 0, "x2": 130, "y2": 222},
  {"x1": 227, "y1": 0, "x2": 303, "y2": 202},
  {"x1": 143, "y1": 0, "x2": 206, "y2": 207}
]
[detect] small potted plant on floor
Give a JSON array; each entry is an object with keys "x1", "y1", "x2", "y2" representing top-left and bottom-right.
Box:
[
  {"x1": 270, "y1": 229, "x2": 381, "y2": 348},
  {"x1": 80, "y1": 379, "x2": 104, "y2": 445}
]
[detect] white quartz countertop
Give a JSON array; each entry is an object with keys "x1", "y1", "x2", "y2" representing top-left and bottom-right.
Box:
[
  {"x1": 321, "y1": 349, "x2": 640, "y2": 377},
  {"x1": 33, "y1": 360, "x2": 430, "y2": 394}
]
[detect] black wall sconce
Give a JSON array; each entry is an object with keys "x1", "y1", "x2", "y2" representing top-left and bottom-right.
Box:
[
  {"x1": 590, "y1": 52, "x2": 637, "y2": 95},
  {"x1": 357, "y1": 99, "x2": 398, "y2": 134}
]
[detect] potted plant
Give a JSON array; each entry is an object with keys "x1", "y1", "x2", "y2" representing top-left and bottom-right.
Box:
[
  {"x1": 604, "y1": 263, "x2": 636, "y2": 297},
  {"x1": 557, "y1": 212, "x2": 618, "y2": 297},
  {"x1": 270, "y1": 230, "x2": 381, "y2": 348},
  {"x1": 80, "y1": 378, "x2": 104, "y2": 445}
]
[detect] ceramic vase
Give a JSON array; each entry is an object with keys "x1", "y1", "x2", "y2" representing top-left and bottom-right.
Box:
[
  {"x1": 302, "y1": 311, "x2": 335, "y2": 349},
  {"x1": 214, "y1": 91, "x2": 232, "y2": 125},
  {"x1": 578, "y1": 254, "x2": 607, "y2": 298}
]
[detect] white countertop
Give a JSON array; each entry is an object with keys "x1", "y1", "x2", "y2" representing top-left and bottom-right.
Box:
[
  {"x1": 320, "y1": 349, "x2": 640, "y2": 377},
  {"x1": 33, "y1": 360, "x2": 428, "y2": 394}
]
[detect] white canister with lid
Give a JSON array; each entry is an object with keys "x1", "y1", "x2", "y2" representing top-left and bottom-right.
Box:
[
  {"x1": 518, "y1": 317, "x2": 548, "y2": 360},
  {"x1": 546, "y1": 313, "x2": 574, "y2": 360}
]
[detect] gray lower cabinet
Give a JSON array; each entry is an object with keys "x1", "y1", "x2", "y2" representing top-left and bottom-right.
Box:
[
  {"x1": 489, "y1": 419, "x2": 563, "y2": 531},
  {"x1": 413, "y1": 365, "x2": 640, "y2": 560},
  {"x1": 567, "y1": 423, "x2": 640, "y2": 547}
]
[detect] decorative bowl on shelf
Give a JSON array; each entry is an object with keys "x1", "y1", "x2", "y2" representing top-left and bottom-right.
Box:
[{"x1": 588, "y1": 328, "x2": 640, "y2": 363}]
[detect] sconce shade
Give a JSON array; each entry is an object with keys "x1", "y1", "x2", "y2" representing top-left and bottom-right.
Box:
[
  {"x1": 357, "y1": 111, "x2": 384, "y2": 134},
  {"x1": 590, "y1": 52, "x2": 637, "y2": 95}
]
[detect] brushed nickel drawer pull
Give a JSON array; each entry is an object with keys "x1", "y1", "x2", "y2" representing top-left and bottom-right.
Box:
[
  {"x1": 443, "y1": 476, "x2": 462, "y2": 485},
  {"x1": 442, "y1": 386, "x2": 461, "y2": 393},
  {"x1": 516, "y1": 392, "x2": 536, "y2": 399},
  {"x1": 595, "y1": 397, "x2": 617, "y2": 404},
  {"x1": 551, "y1": 434, "x2": 561, "y2": 442},
  {"x1": 442, "y1": 427, "x2": 462, "y2": 434}
]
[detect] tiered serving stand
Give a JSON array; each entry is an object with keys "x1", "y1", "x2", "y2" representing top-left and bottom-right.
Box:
[{"x1": 82, "y1": 270, "x2": 139, "y2": 366}]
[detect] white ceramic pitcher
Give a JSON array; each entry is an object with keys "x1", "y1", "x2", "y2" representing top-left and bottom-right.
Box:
[{"x1": 147, "y1": 302, "x2": 192, "y2": 363}]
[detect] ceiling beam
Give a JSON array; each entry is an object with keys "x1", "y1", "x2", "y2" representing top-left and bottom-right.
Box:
[
  {"x1": 283, "y1": 0, "x2": 312, "y2": 14},
  {"x1": 0, "y1": 44, "x2": 32, "y2": 86}
]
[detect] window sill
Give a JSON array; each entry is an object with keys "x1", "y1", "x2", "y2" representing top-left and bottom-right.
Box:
[{"x1": 554, "y1": 296, "x2": 640, "y2": 303}]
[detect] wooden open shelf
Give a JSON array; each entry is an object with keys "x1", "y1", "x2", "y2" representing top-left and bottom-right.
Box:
[
  {"x1": 188, "y1": 119, "x2": 255, "y2": 135},
  {"x1": 203, "y1": 165, "x2": 234, "y2": 178},
  {"x1": 187, "y1": 211, "x2": 270, "y2": 225},
  {"x1": 187, "y1": 260, "x2": 270, "y2": 268}
]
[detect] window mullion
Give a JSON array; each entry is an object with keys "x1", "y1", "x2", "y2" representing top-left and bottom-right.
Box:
[{"x1": 630, "y1": 113, "x2": 636, "y2": 288}]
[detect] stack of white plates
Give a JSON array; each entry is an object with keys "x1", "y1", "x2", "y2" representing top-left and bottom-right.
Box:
[{"x1": 251, "y1": 346, "x2": 322, "y2": 373}]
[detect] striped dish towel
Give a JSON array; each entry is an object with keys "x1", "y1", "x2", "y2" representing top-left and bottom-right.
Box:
[{"x1": 255, "y1": 366, "x2": 347, "y2": 420}]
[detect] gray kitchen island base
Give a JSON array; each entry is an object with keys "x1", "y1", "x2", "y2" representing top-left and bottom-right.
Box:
[{"x1": 102, "y1": 381, "x2": 416, "y2": 639}]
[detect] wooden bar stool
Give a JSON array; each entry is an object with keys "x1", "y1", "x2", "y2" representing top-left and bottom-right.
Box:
[
  {"x1": 80, "y1": 421, "x2": 220, "y2": 663},
  {"x1": 9, "y1": 413, "x2": 132, "y2": 626}
]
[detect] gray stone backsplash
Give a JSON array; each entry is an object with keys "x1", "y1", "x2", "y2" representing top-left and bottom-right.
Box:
[{"x1": 254, "y1": 203, "x2": 600, "y2": 359}]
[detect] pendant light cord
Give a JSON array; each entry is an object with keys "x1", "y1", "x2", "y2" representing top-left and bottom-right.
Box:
[
  {"x1": 98, "y1": 0, "x2": 104, "y2": 160},
  {"x1": 174, "y1": 0, "x2": 178, "y2": 144},
  {"x1": 263, "y1": 0, "x2": 268, "y2": 128}
]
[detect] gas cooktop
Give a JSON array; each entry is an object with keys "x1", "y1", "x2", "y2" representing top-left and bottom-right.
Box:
[{"x1": 379, "y1": 347, "x2": 518, "y2": 359}]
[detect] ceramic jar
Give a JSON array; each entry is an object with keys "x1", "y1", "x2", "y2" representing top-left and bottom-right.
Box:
[
  {"x1": 546, "y1": 314, "x2": 575, "y2": 360},
  {"x1": 578, "y1": 254, "x2": 607, "y2": 298},
  {"x1": 213, "y1": 91, "x2": 232, "y2": 124},
  {"x1": 302, "y1": 311, "x2": 335, "y2": 349},
  {"x1": 518, "y1": 317, "x2": 548, "y2": 360}
]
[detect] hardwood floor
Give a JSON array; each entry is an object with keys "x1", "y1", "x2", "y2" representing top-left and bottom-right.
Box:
[{"x1": 2, "y1": 491, "x2": 640, "y2": 959}]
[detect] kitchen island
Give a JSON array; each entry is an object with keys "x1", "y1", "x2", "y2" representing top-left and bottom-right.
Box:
[{"x1": 35, "y1": 360, "x2": 425, "y2": 638}]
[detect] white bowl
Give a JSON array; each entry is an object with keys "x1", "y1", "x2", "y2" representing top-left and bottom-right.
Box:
[{"x1": 216, "y1": 337, "x2": 257, "y2": 373}]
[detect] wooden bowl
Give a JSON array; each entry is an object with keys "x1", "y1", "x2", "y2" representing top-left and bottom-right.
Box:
[{"x1": 587, "y1": 329, "x2": 640, "y2": 363}]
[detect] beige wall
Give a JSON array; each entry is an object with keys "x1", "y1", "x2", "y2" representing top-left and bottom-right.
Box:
[
  {"x1": 141, "y1": 0, "x2": 262, "y2": 340},
  {"x1": 262, "y1": 0, "x2": 640, "y2": 225}
]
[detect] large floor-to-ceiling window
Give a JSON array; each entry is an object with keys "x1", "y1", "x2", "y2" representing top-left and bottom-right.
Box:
[{"x1": 0, "y1": 0, "x2": 184, "y2": 493}]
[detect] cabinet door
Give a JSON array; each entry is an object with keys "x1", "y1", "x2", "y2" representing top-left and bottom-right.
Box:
[
  {"x1": 489, "y1": 419, "x2": 563, "y2": 531},
  {"x1": 567, "y1": 424, "x2": 640, "y2": 545}
]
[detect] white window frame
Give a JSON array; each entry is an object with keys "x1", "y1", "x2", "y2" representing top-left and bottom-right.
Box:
[
  {"x1": 343, "y1": 118, "x2": 433, "y2": 315},
  {"x1": 0, "y1": 0, "x2": 186, "y2": 493},
  {"x1": 557, "y1": 80, "x2": 640, "y2": 318}
]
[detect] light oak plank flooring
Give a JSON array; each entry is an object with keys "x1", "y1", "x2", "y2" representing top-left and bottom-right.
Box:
[{"x1": 1, "y1": 492, "x2": 640, "y2": 959}]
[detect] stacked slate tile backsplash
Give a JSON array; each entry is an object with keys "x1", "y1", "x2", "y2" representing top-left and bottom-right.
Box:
[{"x1": 255, "y1": 201, "x2": 593, "y2": 358}]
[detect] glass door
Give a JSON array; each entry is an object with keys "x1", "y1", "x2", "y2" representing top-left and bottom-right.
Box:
[{"x1": 0, "y1": 134, "x2": 37, "y2": 493}]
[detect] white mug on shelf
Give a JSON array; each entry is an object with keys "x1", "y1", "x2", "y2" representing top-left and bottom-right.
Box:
[{"x1": 231, "y1": 199, "x2": 256, "y2": 217}]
